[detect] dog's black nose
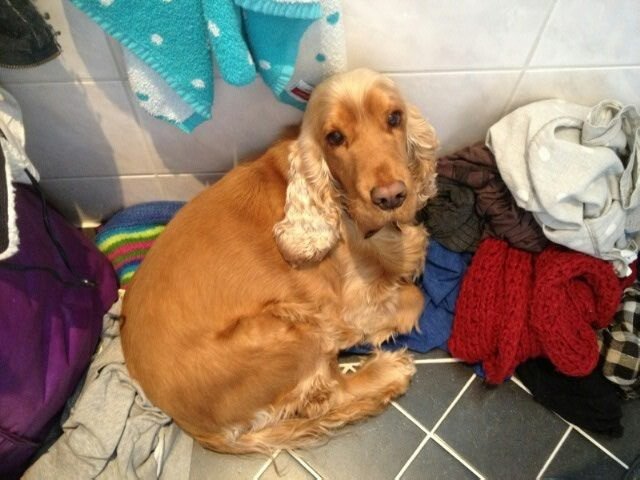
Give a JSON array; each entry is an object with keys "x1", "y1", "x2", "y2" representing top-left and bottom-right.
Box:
[{"x1": 371, "y1": 181, "x2": 407, "y2": 210}]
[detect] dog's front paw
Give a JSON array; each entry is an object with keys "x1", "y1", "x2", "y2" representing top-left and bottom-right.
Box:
[
  {"x1": 367, "y1": 328, "x2": 397, "y2": 348},
  {"x1": 371, "y1": 349, "x2": 416, "y2": 398}
]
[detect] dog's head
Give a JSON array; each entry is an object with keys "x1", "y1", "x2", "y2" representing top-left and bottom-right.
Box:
[{"x1": 274, "y1": 68, "x2": 438, "y2": 266}]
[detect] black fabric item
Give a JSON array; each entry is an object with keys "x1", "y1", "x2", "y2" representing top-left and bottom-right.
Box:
[
  {"x1": 417, "y1": 177, "x2": 483, "y2": 253},
  {"x1": 516, "y1": 358, "x2": 624, "y2": 437},
  {"x1": 0, "y1": 0, "x2": 60, "y2": 67}
]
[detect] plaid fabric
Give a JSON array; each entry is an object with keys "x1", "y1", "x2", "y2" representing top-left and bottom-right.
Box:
[{"x1": 599, "y1": 280, "x2": 640, "y2": 399}]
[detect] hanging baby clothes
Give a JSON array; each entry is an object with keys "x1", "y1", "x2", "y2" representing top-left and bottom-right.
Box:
[
  {"x1": 600, "y1": 280, "x2": 640, "y2": 400},
  {"x1": 69, "y1": 0, "x2": 346, "y2": 132},
  {"x1": 487, "y1": 99, "x2": 640, "y2": 277}
]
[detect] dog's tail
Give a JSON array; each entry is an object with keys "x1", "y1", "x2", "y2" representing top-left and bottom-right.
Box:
[{"x1": 191, "y1": 395, "x2": 388, "y2": 455}]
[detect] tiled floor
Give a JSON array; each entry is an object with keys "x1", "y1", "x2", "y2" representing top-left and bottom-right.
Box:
[{"x1": 189, "y1": 350, "x2": 640, "y2": 480}]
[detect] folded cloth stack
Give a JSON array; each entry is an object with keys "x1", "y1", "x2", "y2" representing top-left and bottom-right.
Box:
[{"x1": 448, "y1": 237, "x2": 635, "y2": 384}]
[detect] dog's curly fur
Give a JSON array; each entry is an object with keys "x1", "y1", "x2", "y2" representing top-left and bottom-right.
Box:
[{"x1": 121, "y1": 69, "x2": 438, "y2": 454}]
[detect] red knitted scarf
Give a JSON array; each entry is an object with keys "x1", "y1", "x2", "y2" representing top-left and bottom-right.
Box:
[{"x1": 449, "y1": 238, "x2": 634, "y2": 383}]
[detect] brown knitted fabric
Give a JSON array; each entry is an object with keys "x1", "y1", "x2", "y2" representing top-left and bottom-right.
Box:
[{"x1": 437, "y1": 143, "x2": 548, "y2": 252}]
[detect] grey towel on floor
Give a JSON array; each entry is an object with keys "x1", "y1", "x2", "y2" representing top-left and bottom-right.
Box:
[{"x1": 24, "y1": 297, "x2": 193, "y2": 480}]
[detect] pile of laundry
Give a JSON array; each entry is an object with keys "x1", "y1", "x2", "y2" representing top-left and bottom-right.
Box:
[{"x1": 415, "y1": 98, "x2": 640, "y2": 437}]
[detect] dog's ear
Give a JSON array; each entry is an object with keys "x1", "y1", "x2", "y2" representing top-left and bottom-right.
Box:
[
  {"x1": 406, "y1": 104, "x2": 438, "y2": 207},
  {"x1": 273, "y1": 136, "x2": 341, "y2": 267}
]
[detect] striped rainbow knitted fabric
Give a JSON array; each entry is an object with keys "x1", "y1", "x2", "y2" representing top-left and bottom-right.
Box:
[{"x1": 95, "y1": 202, "x2": 184, "y2": 288}]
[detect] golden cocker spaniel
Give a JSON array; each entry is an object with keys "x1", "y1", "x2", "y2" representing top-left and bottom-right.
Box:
[{"x1": 121, "y1": 68, "x2": 438, "y2": 454}]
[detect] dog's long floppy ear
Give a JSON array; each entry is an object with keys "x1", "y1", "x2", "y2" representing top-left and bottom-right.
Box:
[
  {"x1": 406, "y1": 104, "x2": 439, "y2": 208},
  {"x1": 273, "y1": 136, "x2": 342, "y2": 267}
]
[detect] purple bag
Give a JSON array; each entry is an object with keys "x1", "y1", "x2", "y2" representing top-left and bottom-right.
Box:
[{"x1": 0, "y1": 183, "x2": 118, "y2": 478}]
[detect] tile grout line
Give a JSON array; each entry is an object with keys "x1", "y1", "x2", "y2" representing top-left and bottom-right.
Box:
[
  {"x1": 391, "y1": 402, "x2": 431, "y2": 435},
  {"x1": 393, "y1": 373, "x2": 479, "y2": 479},
  {"x1": 338, "y1": 362, "x2": 360, "y2": 372},
  {"x1": 430, "y1": 434, "x2": 485, "y2": 479},
  {"x1": 535, "y1": 425, "x2": 573, "y2": 479},
  {"x1": 4, "y1": 63, "x2": 640, "y2": 88},
  {"x1": 253, "y1": 450, "x2": 280, "y2": 480},
  {"x1": 511, "y1": 373, "x2": 629, "y2": 470},
  {"x1": 115, "y1": 71, "x2": 169, "y2": 180},
  {"x1": 40, "y1": 172, "x2": 229, "y2": 182},
  {"x1": 413, "y1": 358, "x2": 462, "y2": 364},
  {"x1": 500, "y1": 0, "x2": 559, "y2": 117},
  {"x1": 572, "y1": 425, "x2": 629, "y2": 470},
  {"x1": 394, "y1": 434, "x2": 431, "y2": 480},
  {"x1": 430, "y1": 373, "x2": 476, "y2": 433},
  {"x1": 510, "y1": 375, "x2": 532, "y2": 395},
  {"x1": 287, "y1": 449, "x2": 323, "y2": 479}
]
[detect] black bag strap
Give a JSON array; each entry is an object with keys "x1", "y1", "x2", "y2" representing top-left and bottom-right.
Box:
[{"x1": 0, "y1": 126, "x2": 95, "y2": 287}]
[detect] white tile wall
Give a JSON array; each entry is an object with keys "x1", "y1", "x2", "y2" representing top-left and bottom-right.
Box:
[{"x1": 1, "y1": 0, "x2": 639, "y2": 224}]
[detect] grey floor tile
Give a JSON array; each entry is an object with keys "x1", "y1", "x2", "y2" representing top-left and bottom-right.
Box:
[
  {"x1": 542, "y1": 430, "x2": 626, "y2": 480},
  {"x1": 411, "y1": 348, "x2": 452, "y2": 361},
  {"x1": 396, "y1": 362, "x2": 474, "y2": 430},
  {"x1": 589, "y1": 400, "x2": 640, "y2": 466},
  {"x1": 401, "y1": 440, "x2": 477, "y2": 480},
  {"x1": 338, "y1": 352, "x2": 368, "y2": 365},
  {"x1": 339, "y1": 348, "x2": 450, "y2": 366},
  {"x1": 189, "y1": 441, "x2": 268, "y2": 480},
  {"x1": 260, "y1": 452, "x2": 314, "y2": 480},
  {"x1": 437, "y1": 378, "x2": 567, "y2": 480},
  {"x1": 294, "y1": 406, "x2": 425, "y2": 480}
]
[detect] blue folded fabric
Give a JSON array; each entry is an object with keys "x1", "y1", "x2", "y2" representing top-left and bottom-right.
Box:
[
  {"x1": 346, "y1": 240, "x2": 473, "y2": 354},
  {"x1": 96, "y1": 201, "x2": 185, "y2": 234}
]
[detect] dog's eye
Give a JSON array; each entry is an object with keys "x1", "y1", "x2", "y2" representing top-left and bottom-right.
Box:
[
  {"x1": 326, "y1": 130, "x2": 345, "y2": 147},
  {"x1": 387, "y1": 110, "x2": 402, "y2": 127}
]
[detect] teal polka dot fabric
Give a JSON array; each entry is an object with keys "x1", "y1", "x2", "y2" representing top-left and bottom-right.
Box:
[{"x1": 68, "y1": 0, "x2": 345, "y2": 132}]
